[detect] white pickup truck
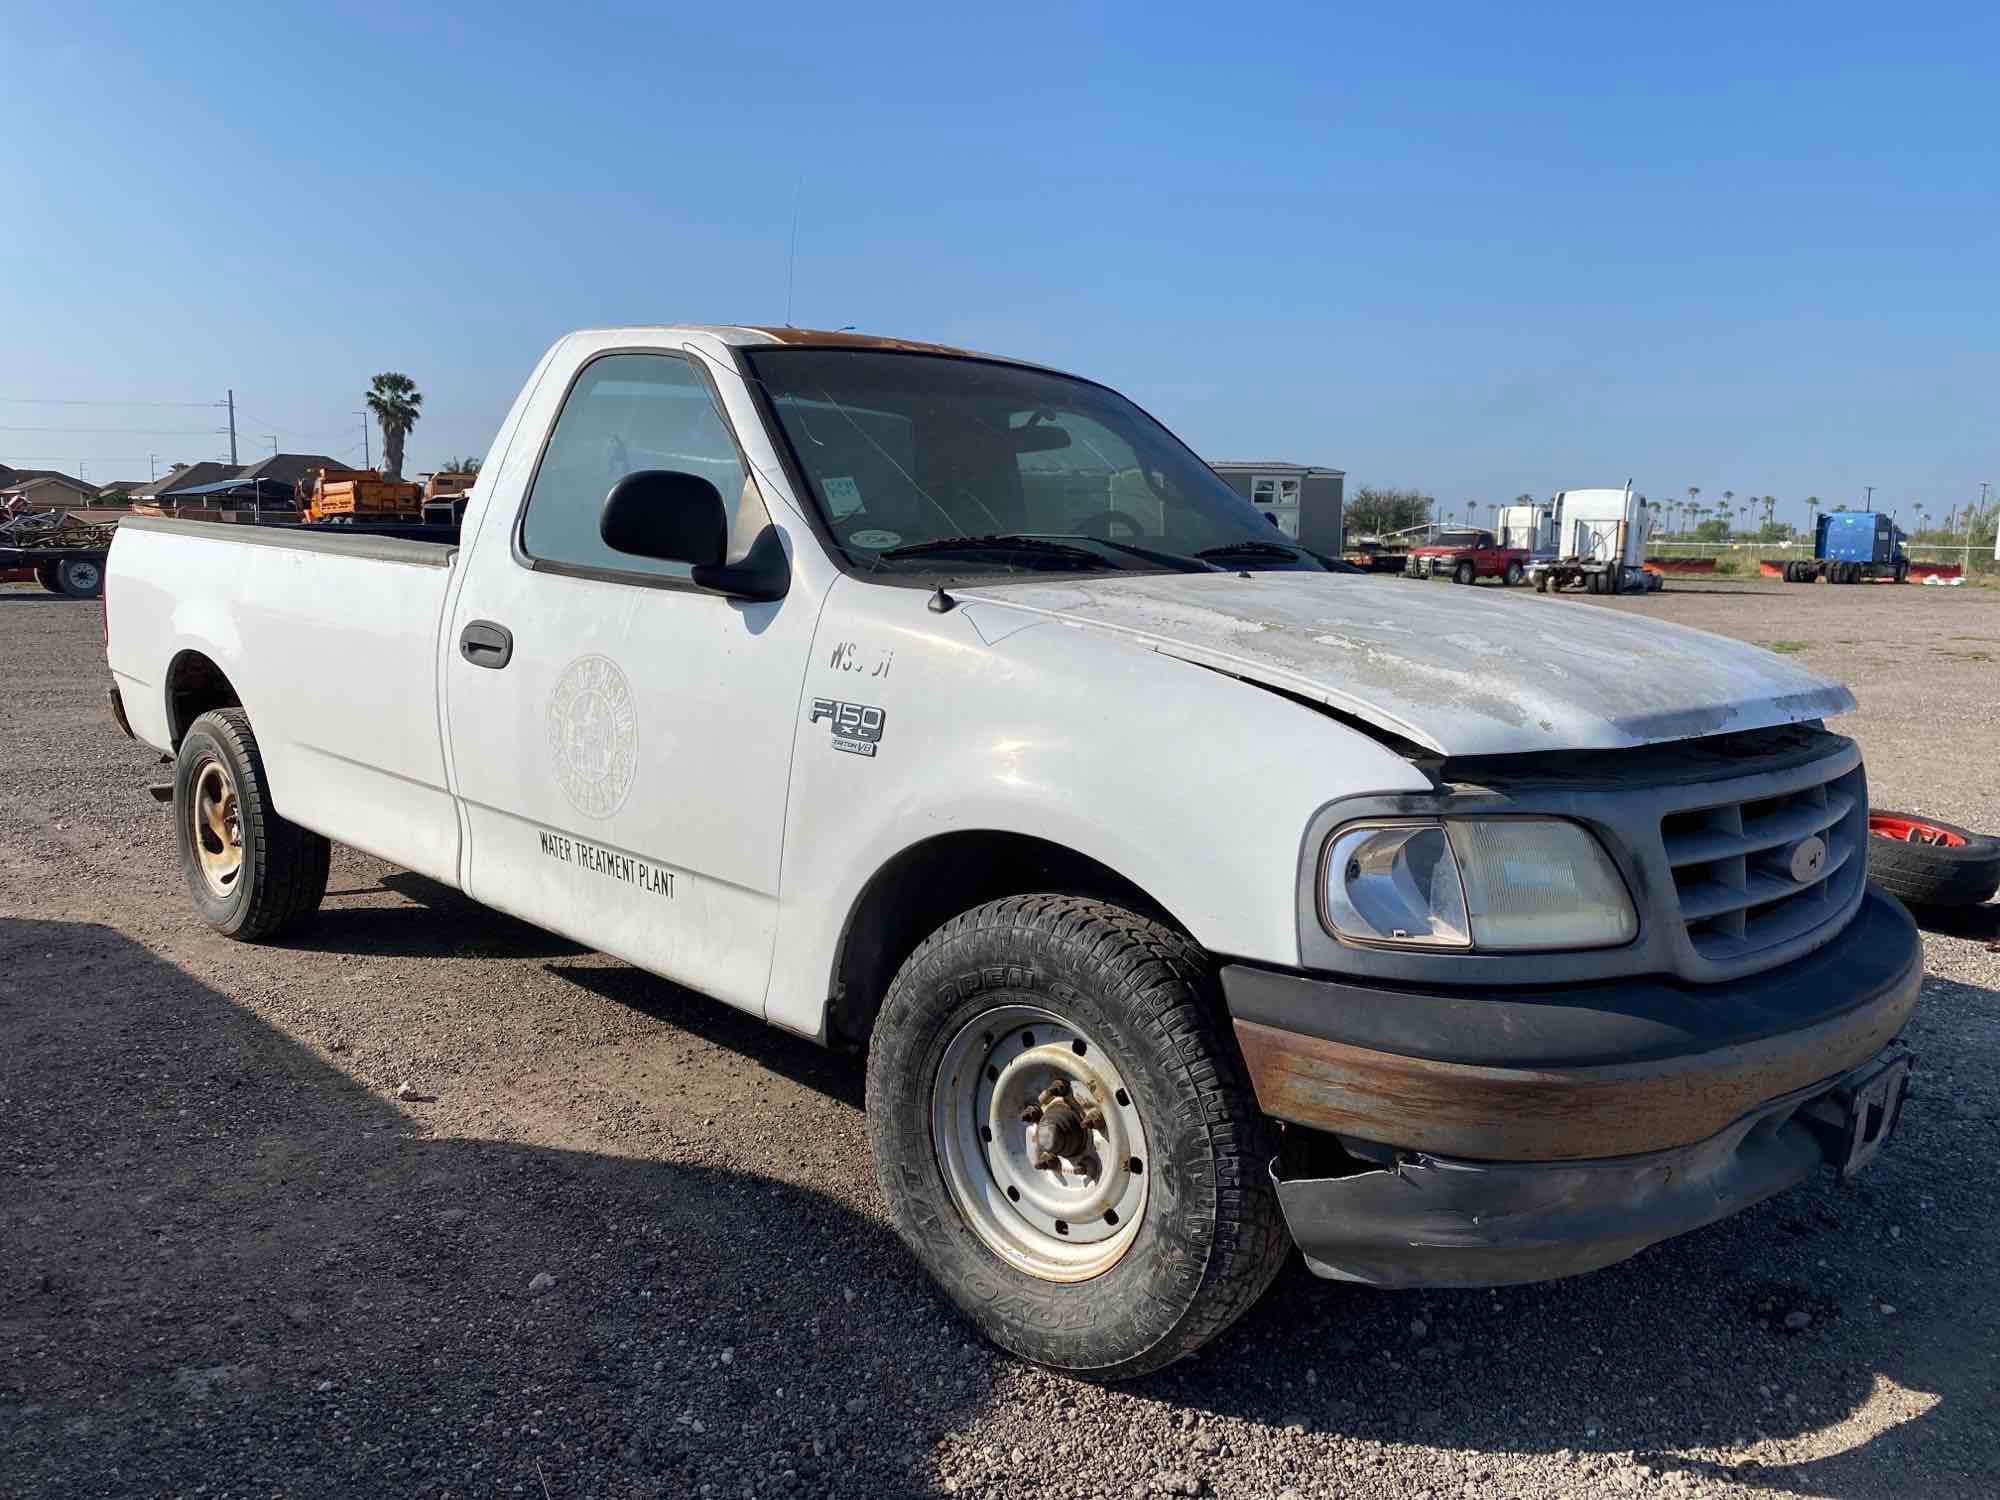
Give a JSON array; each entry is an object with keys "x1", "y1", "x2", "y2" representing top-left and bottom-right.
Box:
[{"x1": 105, "y1": 325, "x2": 1920, "y2": 1379}]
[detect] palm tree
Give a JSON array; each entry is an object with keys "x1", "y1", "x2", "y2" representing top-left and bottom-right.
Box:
[
  {"x1": 1805, "y1": 495, "x2": 1821, "y2": 537},
  {"x1": 437, "y1": 456, "x2": 482, "y2": 475},
  {"x1": 365, "y1": 373, "x2": 424, "y2": 480},
  {"x1": 1761, "y1": 495, "x2": 1777, "y2": 531}
]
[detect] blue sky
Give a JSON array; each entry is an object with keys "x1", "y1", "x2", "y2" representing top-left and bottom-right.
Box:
[{"x1": 4, "y1": 2, "x2": 1995, "y2": 529}]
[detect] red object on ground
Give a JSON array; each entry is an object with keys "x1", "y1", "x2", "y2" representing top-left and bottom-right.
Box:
[
  {"x1": 1644, "y1": 557, "x2": 1718, "y2": 574},
  {"x1": 1869, "y1": 813, "x2": 1969, "y2": 849}
]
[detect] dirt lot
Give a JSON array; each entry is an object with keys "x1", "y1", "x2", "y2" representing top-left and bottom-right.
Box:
[{"x1": 3, "y1": 577, "x2": 1996, "y2": 1500}]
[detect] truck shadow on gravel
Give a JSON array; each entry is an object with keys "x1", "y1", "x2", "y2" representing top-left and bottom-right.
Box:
[
  {"x1": 0, "y1": 917, "x2": 965, "y2": 1499},
  {"x1": 5, "y1": 914, "x2": 1989, "y2": 1500},
  {"x1": 273, "y1": 871, "x2": 591, "y2": 961}
]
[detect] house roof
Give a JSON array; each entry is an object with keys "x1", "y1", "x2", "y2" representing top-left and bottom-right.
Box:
[
  {"x1": 236, "y1": 453, "x2": 343, "y2": 487},
  {"x1": 138, "y1": 462, "x2": 236, "y2": 500},
  {"x1": 1208, "y1": 461, "x2": 1345, "y2": 477},
  {"x1": 0, "y1": 467, "x2": 92, "y2": 494},
  {"x1": 0, "y1": 472, "x2": 95, "y2": 499}
]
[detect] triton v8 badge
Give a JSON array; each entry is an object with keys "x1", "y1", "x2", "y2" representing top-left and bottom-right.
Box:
[{"x1": 810, "y1": 698, "x2": 886, "y2": 757}]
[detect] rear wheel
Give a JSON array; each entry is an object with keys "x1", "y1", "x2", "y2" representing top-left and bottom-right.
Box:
[
  {"x1": 174, "y1": 708, "x2": 330, "y2": 939},
  {"x1": 55, "y1": 557, "x2": 102, "y2": 598},
  {"x1": 867, "y1": 895, "x2": 1289, "y2": 1380},
  {"x1": 1866, "y1": 811, "x2": 2000, "y2": 908},
  {"x1": 1454, "y1": 560, "x2": 1476, "y2": 585},
  {"x1": 1534, "y1": 570, "x2": 1550, "y2": 593},
  {"x1": 34, "y1": 562, "x2": 61, "y2": 592},
  {"x1": 1503, "y1": 560, "x2": 1524, "y2": 587}
]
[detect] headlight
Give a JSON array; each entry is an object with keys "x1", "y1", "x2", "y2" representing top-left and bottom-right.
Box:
[{"x1": 1321, "y1": 819, "x2": 1635, "y2": 952}]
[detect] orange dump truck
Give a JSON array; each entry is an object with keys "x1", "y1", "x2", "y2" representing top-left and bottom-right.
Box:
[{"x1": 302, "y1": 468, "x2": 424, "y2": 524}]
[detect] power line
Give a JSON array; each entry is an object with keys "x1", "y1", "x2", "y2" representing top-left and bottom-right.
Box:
[
  {"x1": 0, "y1": 396, "x2": 222, "y2": 408},
  {"x1": 0, "y1": 425, "x2": 226, "y2": 435}
]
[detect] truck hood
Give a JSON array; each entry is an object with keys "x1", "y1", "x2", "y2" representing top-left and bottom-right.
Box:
[{"x1": 954, "y1": 572, "x2": 1855, "y2": 757}]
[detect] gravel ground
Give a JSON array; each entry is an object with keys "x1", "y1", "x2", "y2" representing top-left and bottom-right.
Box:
[{"x1": 2, "y1": 577, "x2": 1995, "y2": 1499}]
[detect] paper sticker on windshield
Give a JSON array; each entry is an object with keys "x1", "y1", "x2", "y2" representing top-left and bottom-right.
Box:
[
  {"x1": 822, "y1": 475, "x2": 864, "y2": 518},
  {"x1": 848, "y1": 528, "x2": 901, "y2": 550}
]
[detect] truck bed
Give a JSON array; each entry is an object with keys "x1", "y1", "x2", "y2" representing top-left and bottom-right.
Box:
[{"x1": 106, "y1": 514, "x2": 463, "y2": 885}]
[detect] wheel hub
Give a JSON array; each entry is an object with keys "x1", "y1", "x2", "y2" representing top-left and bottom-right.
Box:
[
  {"x1": 191, "y1": 759, "x2": 244, "y2": 897},
  {"x1": 932, "y1": 1005, "x2": 1149, "y2": 1281}
]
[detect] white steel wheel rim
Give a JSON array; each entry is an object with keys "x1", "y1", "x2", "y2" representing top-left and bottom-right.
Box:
[
  {"x1": 191, "y1": 758, "x2": 244, "y2": 898},
  {"x1": 66, "y1": 561, "x2": 100, "y2": 591},
  {"x1": 931, "y1": 1004, "x2": 1149, "y2": 1282}
]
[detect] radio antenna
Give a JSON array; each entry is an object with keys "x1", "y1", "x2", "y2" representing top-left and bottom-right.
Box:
[{"x1": 784, "y1": 173, "x2": 803, "y2": 327}]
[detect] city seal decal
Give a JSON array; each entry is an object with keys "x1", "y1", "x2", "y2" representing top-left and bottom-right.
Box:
[{"x1": 548, "y1": 655, "x2": 638, "y2": 817}]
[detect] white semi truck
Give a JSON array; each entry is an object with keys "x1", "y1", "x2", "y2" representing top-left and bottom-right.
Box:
[
  {"x1": 105, "y1": 326, "x2": 1918, "y2": 1378},
  {"x1": 1530, "y1": 486, "x2": 1664, "y2": 594}
]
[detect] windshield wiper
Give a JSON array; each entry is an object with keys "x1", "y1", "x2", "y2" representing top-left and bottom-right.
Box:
[
  {"x1": 1194, "y1": 539, "x2": 1308, "y2": 562},
  {"x1": 876, "y1": 534, "x2": 1118, "y2": 568}
]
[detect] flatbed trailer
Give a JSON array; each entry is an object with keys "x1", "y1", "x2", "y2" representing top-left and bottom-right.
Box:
[{"x1": 0, "y1": 543, "x2": 108, "y2": 597}]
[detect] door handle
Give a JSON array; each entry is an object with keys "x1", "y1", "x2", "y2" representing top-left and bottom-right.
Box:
[{"x1": 459, "y1": 620, "x2": 514, "y2": 669}]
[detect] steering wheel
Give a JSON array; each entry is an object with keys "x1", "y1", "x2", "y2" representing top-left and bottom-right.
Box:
[{"x1": 1076, "y1": 509, "x2": 1148, "y2": 543}]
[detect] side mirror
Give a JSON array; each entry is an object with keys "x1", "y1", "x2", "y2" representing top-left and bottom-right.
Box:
[{"x1": 599, "y1": 469, "x2": 727, "y2": 567}]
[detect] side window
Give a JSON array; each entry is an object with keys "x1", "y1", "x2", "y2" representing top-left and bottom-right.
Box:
[{"x1": 520, "y1": 353, "x2": 747, "y2": 578}]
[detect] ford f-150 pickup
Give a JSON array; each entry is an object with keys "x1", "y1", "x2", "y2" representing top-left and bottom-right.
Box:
[{"x1": 104, "y1": 325, "x2": 1920, "y2": 1380}]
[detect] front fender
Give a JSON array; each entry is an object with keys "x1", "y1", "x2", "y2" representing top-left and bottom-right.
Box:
[{"x1": 762, "y1": 581, "x2": 1432, "y2": 1036}]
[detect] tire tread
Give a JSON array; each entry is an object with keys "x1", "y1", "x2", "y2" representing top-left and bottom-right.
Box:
[{"x1": 868, "y1": 894, "x2": 1289, "y2": 1380}]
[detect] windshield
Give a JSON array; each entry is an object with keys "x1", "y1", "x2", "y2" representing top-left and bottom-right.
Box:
[{"x1": 741, "y1": 349, "x2": 1330, "y2": 577}]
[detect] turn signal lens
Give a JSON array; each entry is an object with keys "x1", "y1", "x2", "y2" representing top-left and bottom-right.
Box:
[{"x1": 1450, "y1": 819, "x2": 1637, "y2": 950}]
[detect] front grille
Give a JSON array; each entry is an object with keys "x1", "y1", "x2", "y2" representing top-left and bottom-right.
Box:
[{"x1": 1661, "y1": 760, "x2": 1867, "y2": 964}]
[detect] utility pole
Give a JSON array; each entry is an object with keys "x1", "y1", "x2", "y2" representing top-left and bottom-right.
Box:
[
  {"x1": 263, "y1": 434, "x2": 278, "y2": 457},
  {"x1": 1863, "y1": 485, "x2": 1874, "y2": 508},
  {"x1": 356, "y1": 411, "x2": 371, "y2": 469},
  {"x1": 225, "y1": 389, "x2": 238, "y2": 465},
  {"x1": 149, "y1": 453, "x2": 159, "y2": 481}
]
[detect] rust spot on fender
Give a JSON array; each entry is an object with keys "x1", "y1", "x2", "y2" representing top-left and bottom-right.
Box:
[{"x1": 1234, "y1": 974, "x2": 1919, "y2": 1161}]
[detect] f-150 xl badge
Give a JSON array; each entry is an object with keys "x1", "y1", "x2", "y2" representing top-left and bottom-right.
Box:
[{"x1": 810, "y1": 698, "x2": 886, "y2": 757}]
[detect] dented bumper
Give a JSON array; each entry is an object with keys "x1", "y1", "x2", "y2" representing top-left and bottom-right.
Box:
[{"x1": 1222, "y1": 888, "x2": 1922, "y2": 1287}]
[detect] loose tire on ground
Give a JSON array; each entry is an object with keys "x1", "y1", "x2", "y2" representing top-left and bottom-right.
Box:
[
  {"x1": 1866, "y1": 811, "x2": 2000, "y2": 908},
  {"x1": 1453, "y1": 560, "x2": 1476, "y2": 585},
  {"x1": 866, "y1": 895, "x2": 1290, "y2": 1380},
  {"x1": 1534, "y1": 570, "x2": 1550, "y2": 593},
  {"x1": 55, "y1": 556, "x2": 103, "y2": 598},
  {"x1": 174, "y1": 708, "x2": 331, "y2": 940}
]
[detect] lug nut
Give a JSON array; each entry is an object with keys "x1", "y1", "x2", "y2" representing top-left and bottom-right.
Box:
[
  {"x1": 1019, "y1": 1103, "x2": 1044, "y2": 1124},
  {"x1": 1032, "y1": 1152, "x2": 1061, "y2": 1172}
]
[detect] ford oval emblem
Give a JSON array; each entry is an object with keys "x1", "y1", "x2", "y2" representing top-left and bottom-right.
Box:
[{"x1": 1788, "y1": 834, "x2": 1828, "y2": 884}]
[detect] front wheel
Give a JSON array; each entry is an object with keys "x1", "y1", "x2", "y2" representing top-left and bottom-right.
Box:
[
  {"x1": 1453, "y1": 560, "x2": 1476, "y2": 585},
  {"x1": 867, "y1": 896, "x2": 1289, "y2": 1380},
  {"x1": 174, "y1": 708, "x2": 330, "y2": 939}
]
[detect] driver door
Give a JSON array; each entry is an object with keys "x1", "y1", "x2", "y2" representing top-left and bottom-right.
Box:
[{"x1": 444, "y1": 346, "x2": 817, "y2": 1014}]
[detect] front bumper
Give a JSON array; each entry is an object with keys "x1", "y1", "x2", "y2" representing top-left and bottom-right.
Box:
[{"x1": 1224, "y1": 888, "x2": 1923, "y2": 1287}]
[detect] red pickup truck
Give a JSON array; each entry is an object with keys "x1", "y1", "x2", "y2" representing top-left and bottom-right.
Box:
[{"x1": 1405, "y1": 528, "x2": 1530, "y2": 586}]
